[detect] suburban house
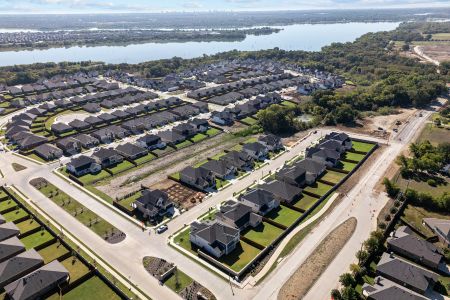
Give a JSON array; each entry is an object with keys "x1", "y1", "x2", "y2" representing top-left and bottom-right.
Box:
[
  {"x1": 179, "y1": 166, "x2": 216, "y2": 191},
  {"x1": 91, "y1": 128, "x2": 115, "y2": 144},
  {"x1": 92, "y1": 148, "x2": 123, "y2": 168},
  {"x1": 199, "y1": 160, "x2": 236, "y2": 180},
  {"x1": 375, "y1": 253, "x2": 439, "y2": 295},
  {"x1": 318, "y1": 139, "x2": 346, "y2": 154},
  {"x1": 294, "y1": 158, "x2": 326, "y2": 185},
  {"x1": 276, "y1": 165, "x2": 306, "y2": 187},
  {"x1": 68, "y1": 119, "x2": 91, "y2": 131},
  {"x1": 51, "y1": 123, "x2": 72, "y2": 135},
  {"x1": 259, "y1": 180, "x2": 302, "y2": 204},
  {"x1": 422, "y1": 218, "x2": 450, "y2": 247},
  {"x1": 216, "y1": 200, "x2": 262, "y2": 231},
  {"x1": 73, "y1": 134, "x2": 100, "y2": 149},
  {"x1": 220, "y1": 150, "x2": 254, "y2": 171},
  {"x1": 0, "y1": 223, "x2": 20, "y2": 243},
  {"x1": 0, "y1": 237, "x2": 25, "y2": 264},
  {"x1": 258, "y1": 134, "x2": 283, "y2": 152},
  {"x1": 210, "y1": 111, "x2": 234, "y2": 126},
  {"x1": 239, "y1": 189, "x2": 280, "y2": 215},
  {"x1": 131, "y1": 189, "x2": 174, "y2": 223},
  {"x1": 189, "y1": 119, "x2": 210, "y2": 133},
  {"x1": 55, "y1": 137, "x2": 81, "y2": 156},
  {"x1": 0, "y1": 249, "x2": 44, "y2": 288},
  {"x1": 387, "y1": 226, "x2": 445, "y2": 272},
  {"x1": 306, "y1": 147, "x2": 340, "y2": 167},
  {"x1": 324, "y1": 132, "x2": 353, "y2": 150},
  {"x1": 136, "y1": 134, "x2": 166, "y2": 150},
  {"x1": 13, "y1": 133, "x2": 47, "y2": 150},
  {"x1": 242, "y1": 142, "x2": 269, "y2": 161},
  {"x1": 172, "y1": 123, "x2": 197, "y2": 138},
  {"x1": 362, "y1": 276, "x2": 428, "y2": 300},
  {"x1": 4, "y1": 260, "x2": 69, "y2": 300},
  {"x1": 115, "y1": 143, "x2": 148, "y2": 160},
  {"x1": 84, "y1": 116, "x2": 104, "y2": 126},
  {"x1": 157, "y1": 130, "x2": 186, "y2": 146},
  {"x1": 66, "y1": 155, "x2": 101, "y2": 177},
  {"x1": 33, "y1": 144, "x2": 63, "y2": 161},
  {"x1": 190, "y1": 221, "x2": 240, "y2": 258}
]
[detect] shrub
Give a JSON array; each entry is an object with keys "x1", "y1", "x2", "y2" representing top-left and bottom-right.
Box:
[
  {"x1": 427, "y1": 179, "x2": 437, "y2": 187},
  {"x1": 390, "y1": 207, "x2": 398, "y2": 214},
  {"x1": 384, "y1": 214, "x2": 391, "y2": 222},
  {"x1": 394, "y1": 200, "x2": 401, "y2": 207}
]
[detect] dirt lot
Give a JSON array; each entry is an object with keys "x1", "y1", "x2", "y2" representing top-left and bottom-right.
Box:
[
  {"x1": 153, "y1": 180, "x2": 205, "y2": 210},
  {"x1": 415, "y1": 44, "x2": 450, "y2": 64},
  {"x1": 278, "y1": 217, "x2": 357, "y2": 300},
  {"x1": 95, "y1": 132, "x2": 247, "y2": 198}
]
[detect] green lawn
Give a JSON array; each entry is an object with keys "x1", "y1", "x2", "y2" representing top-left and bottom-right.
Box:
[
  {"x1": 173, "y1": 228, "x2": 197, "y2": 254},
  {"x1": 320, "y1": 170, "x2": 346, "y2": 184},
  {"x1": 292, "y1": 194, "x2": 319, "y2": 211},
  {"x1": 211, "y1": 152, "x2": 226, "y2": 160},
  {"x1": 241, "y1": 117, "x2": 258, "y2": 125},
  {"x1": 418, "y1": 123, "x2": 450, "y2": 145},
  {"x1": 118, "y1": 192, "x2": 142, "y2": 208},
  {"x1": 343, "y1": 152, "x2": 366, "y2": 162},
  {"x1": 164, "y1": 269, "x2": 194, "y2": 294},
  {"x1": 20, "y1": 230, "x2": 54, "y2": 249},
  {"x1": 303, "y1": 182, "x2": 333, "y2": 197},
  {"x1": 394, "y1": 171, "x2": 449, "y2": 198},
  {"x1": 280, "y1": 101, "x2": 297, "y2": 108},
  {"x1": 230, "y1": 144, "x2": 243, "y2": 152},
  {"x1": 0, "y1": 199, "x2": 18, "y2": 213},
  {"x1": 152, "y1": 146, "x2": 175, "y2": 156},
  {"x1": 215, "y1": 178, "x2": 229, "y2": 189},
  {"x1": 205, "y1": 128, "x2": 221, "y2": 137},
  {"x1": 62, "y1": 256, "x2": 90, "y2": 282},
  {"x1": 77, "y1": 170, "x2": 111, "y2": 185},
  {"x1": 243, "y1": 222, "x2": 284, "y2": 247},
  {"x1": 108, "y1": 161, "x2": 135, "y2": 175},
  {"x1": 25, "y1": 153, "x2": 47, "y2": 163},
  {"x1": 402, "y1": 205, "x2": 450, "y2": 238},
  {"x1": 336, "y1": 161, "x2": 358, "y2": 172},
  {"x1": 432, "y1": 32, "x2": 450, "y2": 40},
  {"x1": 351, "y1": 141, "x2": 375, "y2": 153},
  {"x1": 175, "y1": 140, "x2": 193, "y2": 149},
  {"x1": 16, "y1": 219, "x2": 40, "y2": 235},
  {"x1": 3, "y1": 208, "x2": 28, "y2": 223},
  {"x1": 35, "y1": 182, "x2": 119, "y2": 239},
  {"x1": 190, "y1": 133, "x2": 208, "y2": 143},
  {"x1": 244, "y1": 137, "x2": 258, "y2": 144},
  {"x1": 218, "y1": 240, "x2": 261, "y2": 272},
  {"x1": 56, "y1": 276, "x2": 121, "y2": 300},
  {"x1": 133, "y1": 153, "x2": 156, "y2": 165},
  {"x1": 38, "y1": 242, "x2": 70, "y2": 263},
  {"x1": 266, "y1": 205, "x2": 302, "y2": 227},
  {"x1": 194, "y1": 160, "x2": 208, "y2": 168}
]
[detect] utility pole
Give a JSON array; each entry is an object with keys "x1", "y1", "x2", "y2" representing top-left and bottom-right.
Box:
[{"x1": 228, "y1": 275, "x2": 235, "y2": 296}]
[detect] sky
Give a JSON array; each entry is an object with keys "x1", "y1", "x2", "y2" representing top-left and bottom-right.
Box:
[{"x1": 0, "y1": 0, "x2": 449, "y2": 14}]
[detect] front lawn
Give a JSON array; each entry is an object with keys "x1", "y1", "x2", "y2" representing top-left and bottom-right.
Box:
[
  {"x1": 3, "y1": 208, "x2": 28, "y2": 223},
  {"x1": 280, "y1": 101, "x2": 297, "y2": 108},
  {"x1": 134, "y1": 153, "x2": 156, "y2": 165},
  {"x1": 266, "y1": 205, "x2": 302, "y2": 227},
  {"x1": 173, "y1": 228, "x2": 197, "y2": 255},
  {"x1": 175, "y1": 140, "x2": 193, "y2": 149},
  {"x1": 218, "y1": 240, "x2": 261, "y2": 272},
  {"x1": 351, "y1": 141, "x2": 375, "y2": 153},
  {"x1": 38, "y1": 242, "x2": 70, "y2": 263},
  {"x1": 20, "y1": 230, "x2": 54, "y2": 249},
  {"x1": 292, "y1": 194, "x2": 319, "y2": 211},
  {"x1": 108, "y1": 161, "x2": 135, "y2": 175},
  {"x1": 164, "y1": 269, "x2": 194, "y2": 294},
  {"x1": 119, "y1": 192, "x2": 142, "y2": 208},
  {"x1": 57, "y1": 276, "x2": 121, "y2": 300},
  {"x1": 190, "y1": 133, "x2": 208, "y2": 143},
  {"x1": 243, "y1": 222, "x2": 284, "y2": 247},
  {"x1": 336, "y1": 161, "x2": 358, "y2": 172},
  {"x1": 303, "y1": 182, "x2": 333, "y2": 197},
  {"x1": 320, "y1": 170, "x2": 346, "y2": 184},
  {"x1": 343, "y1": 152, "x2": 366, "y2": 162},
  {"x1": 205, "y1": 127, "x2": 221, "y2": 137},
  {"x1": 215, "y1": 178, "x2": 229, "y2": 189},
  {"x1": 402, "y1": 204, "x2": 450, "y2": 238}
]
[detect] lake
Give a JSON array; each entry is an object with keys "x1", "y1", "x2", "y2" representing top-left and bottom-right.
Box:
[{"x1": 0, "y1": 22, "x2": 399, "y2": 66}]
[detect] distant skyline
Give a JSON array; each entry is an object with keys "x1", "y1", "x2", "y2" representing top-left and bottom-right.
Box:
[{"x1": 0, "y1": 0, "x2": 449, "y2": 14}]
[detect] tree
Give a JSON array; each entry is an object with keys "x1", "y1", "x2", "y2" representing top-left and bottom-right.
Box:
[
  {"x1": 401, "y1": 43, "x2": 410, "y2": 51},
  {"x1": 349, "y1": 263, "x2": 361, "y2": 277},
  {"x1": 364, "y1": 237, "x2": 380, "y2": 255},
  {"x1": 341, "y1": 286, "x2": 358, "y2": 300},
  {"x1": 339, "y1": 273, "x2": 355, "y2": 287},
  {"x1": 331, "y1": 289, "x2": 342, "y2": 300},
  {"x1": 356, "y1": 250, "x2": 369, "y2": 265},
  {"x1": 383, "y1": 178, "x2": 400, "y2": 198}
]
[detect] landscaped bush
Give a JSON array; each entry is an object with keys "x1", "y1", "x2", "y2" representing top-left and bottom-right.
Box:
[
  {"x1": 427, "y1": 179, "x2": 437, "y2": 186},
  {"x1": 390, "y1": 207, "x2": 398, "y2": 214},
  {"x1": 378, "y1": 222, "x2": 386, "y2": 229},
  {"x1": 384, "y1": 214, "x2": 391, "y2": 222}
]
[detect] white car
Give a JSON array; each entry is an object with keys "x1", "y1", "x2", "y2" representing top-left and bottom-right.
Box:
[{"x1": 156, "y1": 225, "x2": 168, "y2": 234}]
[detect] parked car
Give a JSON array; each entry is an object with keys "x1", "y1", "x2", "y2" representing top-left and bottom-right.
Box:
[{"x1": 156, "y1": 225, "x2": 168, "y2": 234}]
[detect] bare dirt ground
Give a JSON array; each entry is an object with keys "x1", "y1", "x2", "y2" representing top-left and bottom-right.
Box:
[
  {"x1": 157, "y1": 181, "x2": 205, "y2": 210},
  {"x1": 416, "y1": 44, "x2": 450, "y2": 64},
  {"x1": 96, "y1": 133, "x2": 247, "y2": 198},
  {"x1": 278, "y1": 217, "x2": 357, "y2": 300}
]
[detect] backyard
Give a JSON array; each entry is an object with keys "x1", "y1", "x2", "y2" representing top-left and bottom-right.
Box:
[
  {"x1": 243, "y1": 222, "x2": 284, "y2": 247},
  {"x1": 303, "y1": 181, "x2": 333, "y2": 197},
  {"x1": 266, "y1": 205, "x2": 303, "y2": 228},
  {"x1": 320, "y1": 170, "x2": 346, "y2": 184},
  {"x1": 351, "y1": 141, "x2": 376, "y2": 153},
  {"x1": 292, "y1": 194, "x2": 319, "y2": 211},
  {"x1": 38, "y1": 242, "x2": 70, "y2": 263},
  {"x1": 336, "y1": 160, "x2": 358, "y2": 172},
  {"x1": 217, "y1": 240, "x2": 261, "y2": 272},
  {"x1": 20, "y1": 230, "x2": 54, "y2": 249},
  {"x1": 51, "y1": 276, "x2": 121, "y2": 300},
  {"x1": 343, "y1": 151, "x2": 366, "y2": 162}
]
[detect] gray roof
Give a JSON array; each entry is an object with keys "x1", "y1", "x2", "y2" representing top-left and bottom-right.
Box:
[
  {"x1": 199, "y1": 160, "x2": 233, "y2": 177},
  {"x1": 4, "y1": 260, "x2": 69, "y2": 300},
  {"x1": 240, "y1": 189, "x2": 275, "y2": 208},
  {"x1": 217, "y1": 201, "x2": 255, "y2": 228},
  {"x1": 294, "y1": 158, "x2": 325, "y2": 176},
  {"x1": 362, "y1": 276, "x2": 427, "y2": 300},
  {"x1": 376, "y1": 253, "x2": 439, "y2": 293},
  {"x1": 387, "y1": 227, "x2": 443, "y2": 267},
  {"x1": 191, "y1": 221, "x2": 239, "y2": 247},
  {"x1": 259, "y1": 180, "x2": 302, "y2": 202},
  {"x1": 0, "y1": 249, "x2": 43, "y2": 287},
  {"x1": 0, "y1": 223, "x2": 20, "y2": 242},
  {"x1": 423, "y1": 218, "x2": 450, "y2": 242},
  {"x1": 115, "y1": 143, "x2": 147, "y2": 158},
  {"x1": 0, "y1": 237, "x2": 25, "y2": 263}
]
